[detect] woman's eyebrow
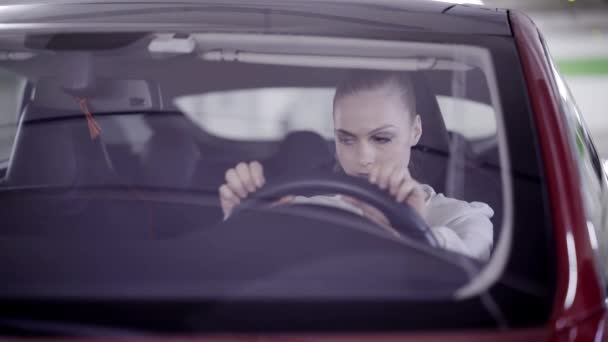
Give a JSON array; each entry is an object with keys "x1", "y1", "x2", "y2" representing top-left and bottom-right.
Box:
[
  {"x1": 335, "y1": 129, "x2": 356, "y2": 137},
  {"x1": 368, "y1": 125, "x2": 396, "y2": 135}
]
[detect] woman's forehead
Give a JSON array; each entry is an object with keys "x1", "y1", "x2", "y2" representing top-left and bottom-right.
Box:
[{"x1": 333, "y1": 87, "x2": 410, "y2": 132}]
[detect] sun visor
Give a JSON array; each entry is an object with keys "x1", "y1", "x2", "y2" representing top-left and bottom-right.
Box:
[{"x1": 25, "y1": 33, "x2": 148, "y2": 51}]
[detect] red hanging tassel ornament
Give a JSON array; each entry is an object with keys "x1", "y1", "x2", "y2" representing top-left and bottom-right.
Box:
[{"x1": 77, "y1": 97, "x2": 102, "y2": 140}]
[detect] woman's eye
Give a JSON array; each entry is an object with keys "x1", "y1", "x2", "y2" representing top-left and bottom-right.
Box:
[
  {"x1": 338, "y1": 137, "x2": 355, "y2": 145},
  {"x1": 372, "y1": 136, "x2": 392, "y2": 144}
]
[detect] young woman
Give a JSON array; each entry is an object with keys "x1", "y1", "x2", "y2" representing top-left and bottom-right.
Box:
[{"x1": 218, "y1": 71, "x2": 494, "y2": 261}]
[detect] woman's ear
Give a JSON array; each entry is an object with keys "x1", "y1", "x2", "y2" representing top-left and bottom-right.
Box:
[{"x1": 410, "y1": 114, "x2": 422, "y2": 146}]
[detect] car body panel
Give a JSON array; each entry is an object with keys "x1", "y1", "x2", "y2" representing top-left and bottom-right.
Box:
[
  {"x1": 511, "y1": 9, "x2": 607, "y2": 340},
  {"x1": 0, "y1": 1, "x2": 606, "y2": 341},
  {"x1": 17, "y1": 328, "x2": 549, "y2": 342},
  {"x1": 0, "y1": 0, "x2": 510, "y2": 36}
]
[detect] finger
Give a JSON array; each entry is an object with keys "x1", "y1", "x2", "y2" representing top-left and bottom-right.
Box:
[
  {"x1": 369, "y1": 165, "x2": 380, "y2": 184},
  {"x1": 220, "y1": 197, "x2": 231, "y2": 218},
  {"x1": 220, "y1": 197, "x2": 238, "y2": 219},
  {"x1": 219, "y1": 184, "x2": 241, "y2": 205},
  {"x1": 249, "y1": 161, "x2": 265, "y2": 188},
  {"x1": 403, "y1": 167, "x2": 416, "y2": 182},
  {"x1": 396, "y1": 179, "x2": 417, "y2": 203},
  {"x1": 406, "y1": 185, "x2": 427, "y2": 206},
  {"x1": 235, "y1": 162, "x2": 256, "y2": 193},
  {"x1": 225, "y1": 168, "x2": 248, "y2": 198},
  {"x1": 388, "y1": 167, "x2": 406, "y2": 196},
  {"x1": 219, "y1": 184, "x2": 241, "y2": 218},
  {"x1": 406, "y1": 185, "x2": 428, "y2": 219},
  {"x1": 377, "y1": 163, "x2": 397, "y2": 190}
]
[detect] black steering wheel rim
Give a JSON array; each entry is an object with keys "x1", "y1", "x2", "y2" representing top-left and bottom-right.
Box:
[{"x1": 230, "y1": 173, "x2": 439, "y2": 247}]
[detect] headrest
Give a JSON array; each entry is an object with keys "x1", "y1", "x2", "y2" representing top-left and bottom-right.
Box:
[
  {"x1": 411, "y1": 73, "x2": 450, "y2": 153},
  {"x1": 266, "y1": 130, "x2": 333, "y2": 179}
]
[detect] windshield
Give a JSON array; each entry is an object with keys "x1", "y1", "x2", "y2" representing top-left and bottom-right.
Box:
[{"x1": 0, "y1": 29, "x2": 553, "y2": 333}]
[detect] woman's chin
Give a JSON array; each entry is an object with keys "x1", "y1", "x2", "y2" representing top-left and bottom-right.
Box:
[{"x1": 355, "y1": 173, "x2": 370, "y2": 179}]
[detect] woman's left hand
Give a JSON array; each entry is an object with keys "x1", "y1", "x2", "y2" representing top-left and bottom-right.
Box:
[{"x1": 368, "y1": 163, "x2": 428, "y2": 221}]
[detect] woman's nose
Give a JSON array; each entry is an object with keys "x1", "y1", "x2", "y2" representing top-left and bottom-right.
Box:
[{"x1": 357, "y1": 143, "x2": 375, "y2": 167}]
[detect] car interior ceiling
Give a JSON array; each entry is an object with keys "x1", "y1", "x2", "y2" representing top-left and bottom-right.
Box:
[{"x1": 0, "y1": 48, "x2": 503, "y2": 242}]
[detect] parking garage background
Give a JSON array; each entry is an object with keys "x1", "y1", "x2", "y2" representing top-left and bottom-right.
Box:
[{"x1": 486, "y1": 0, "x2": 608, "y2": 157}]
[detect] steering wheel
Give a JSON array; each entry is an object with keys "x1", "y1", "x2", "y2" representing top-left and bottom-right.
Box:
[{"x1": 229, "y1": 173, "x2": 439, "y2": 247}]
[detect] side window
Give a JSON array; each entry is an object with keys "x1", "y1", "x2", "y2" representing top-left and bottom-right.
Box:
[
  {"x1": 174, "y1": 88, "x2": 334, "y2": 140},
  {"x1": 0, "y1": 69, "x2": 26, "y2": 176},
  {"x1": 437, "y1": 95, "x2": 496, "y2": 140},
  {"x1": 546, "y1": 45, "x2": 608, "y2": 288}
]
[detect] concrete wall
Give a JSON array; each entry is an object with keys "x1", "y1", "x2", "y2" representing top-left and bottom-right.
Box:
[
  {"x1": 533, "y1": 10, "x2": 608, "y2": 157},
  {"x1": 0, "y1": 72, "x2": 25, "y2": 161},
  {"x1": 565, "y1": 75, "x2": 608, "y2": 156}
]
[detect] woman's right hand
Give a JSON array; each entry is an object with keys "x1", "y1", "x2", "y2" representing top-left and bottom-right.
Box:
[{"x1": 218, "y1": 161, "x2": 266, "y2": 219}]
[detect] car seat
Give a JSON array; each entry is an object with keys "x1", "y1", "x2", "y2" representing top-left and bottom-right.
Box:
[
  {"x1": 409, "y1": 73, "x2": 503, "y2": 245},
  {"x1": 409, "y1": 73, "x2": 451, "y2": 194},
  {"x1": 1, "y1": 77, "x2": 206, "y2": 238},
  {"x1": 6, "y1": 82, "x2": 120, "y2": 186},
  {"x1": 263, "y1": 130, "x2": 334, "y2": 180}
]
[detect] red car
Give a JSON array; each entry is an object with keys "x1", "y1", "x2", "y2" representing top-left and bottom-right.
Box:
[{"x1": 0, "y1": 1, "x2": 606, "y2": 341}]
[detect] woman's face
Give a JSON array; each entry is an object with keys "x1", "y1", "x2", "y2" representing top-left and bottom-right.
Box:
[{"x1": 333, "y1": 84, "x2": 421, "y2": 178}]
